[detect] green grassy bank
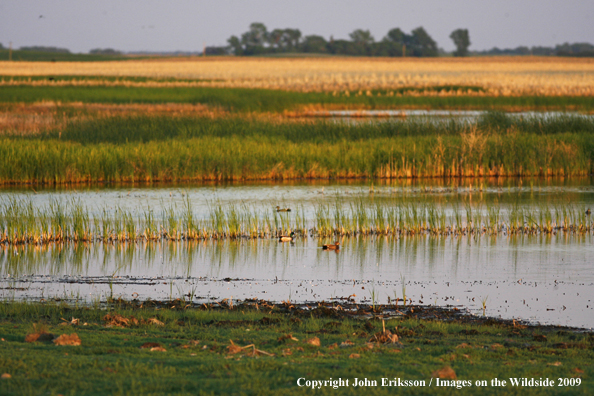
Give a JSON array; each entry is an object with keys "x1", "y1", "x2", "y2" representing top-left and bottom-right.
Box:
[
  {"x1": 0, "y1": 301, "x2": 591, "y2": 395},
  {"x1": 1, "y1": 114, "x2": 594, "y2": 184},
  {"x1": 1, "y1": 83, "x2": 594, "y2": 112}
]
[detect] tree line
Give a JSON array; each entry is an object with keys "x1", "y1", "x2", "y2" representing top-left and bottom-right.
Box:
[
  {"x1": 217, "y1": 23, "x2": 445, "y2": 57},
  {"x1": 203, "y1": 23, "x2": 594, "y2": 58},
  {"x1": 474, "y1": 42, "x2": 594, "y2": 57},
  {"x1": 3, "y1": 27, "x2": 592, "y2": 58}
]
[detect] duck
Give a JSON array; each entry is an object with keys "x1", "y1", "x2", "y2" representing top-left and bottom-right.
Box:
[
  {"x1": 279, "y1": 231, "x2": 295, "y2": 242},
  {"x1": 322, "y1": 241, "x2": 340, "y2": 250},
  {"x1": 276, "y1": 206, "x2": 291, "y2": 212},
  {"x1": 587, "y1": 208, "x2": 591, "y2": 215}
]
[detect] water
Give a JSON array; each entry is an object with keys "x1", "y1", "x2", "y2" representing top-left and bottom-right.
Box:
[
  {"x1": 304, "y1": 109, "x2": 594, "y2": 123},
  {"x1": 3, "y1": 178, "x2": 594, "y2": 219},
  {"x1": 1, "y1": 178, "x2": 594, "y2": 328}
]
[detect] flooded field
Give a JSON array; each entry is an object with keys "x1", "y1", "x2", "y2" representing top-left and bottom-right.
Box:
[
  {"x1": 2, "y1": 178, "x2": 594, "y2": 328},
  {"x1": 304, "y1": 109, "x2": 594, "y2": 122}
]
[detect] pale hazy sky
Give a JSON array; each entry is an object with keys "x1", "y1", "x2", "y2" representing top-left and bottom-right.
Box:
[{"x1": 1, "y1": 0, "x2": 593, "y2": 53}]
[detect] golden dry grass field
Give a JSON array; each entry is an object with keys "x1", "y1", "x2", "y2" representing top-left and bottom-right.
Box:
[
  {"x1": 0, "y1": 102, "x2": 226, "y2": 136},
  {"x1": 1, "y1": 56, "x2": 594, "y2": 96}
]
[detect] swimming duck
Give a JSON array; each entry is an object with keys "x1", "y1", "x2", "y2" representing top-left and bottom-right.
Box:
[
  {"x1": 322, "y1": 241, "x2": 340, "y2": 250},
  {"x1": 279, "y1": 231, "x2": 295, "y2": 242},
  {"x1": 276, "y1": 206, "x2": 291, "y2": 212}
]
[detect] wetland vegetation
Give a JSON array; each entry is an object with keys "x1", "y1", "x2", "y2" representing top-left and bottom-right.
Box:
[
  {"x1": 1, "y1": 111, "x2": 594, "y2": 184},
  {"x1": 2, "y1": 83, "x2": 594, "y2": 112},
  {"x1": 0, "y1": 58, "x2": 592, "y2": 185},
  {"x1": 0, "y1": 197, "x2": 593, "y2": 245},
  {"x1": 1, "y1": 57, "x2": 594, "y2": 391}
]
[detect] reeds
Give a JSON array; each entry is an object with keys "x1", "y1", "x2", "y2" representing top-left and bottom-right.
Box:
[
  {"x1": 307, "y1": 200, "x2": 594, "y2": 237},
  {"x1": 1, "y1": 198, "x2": 592, "y2": 246},
  {"x1": 1, "y1": 114, "x2": 593, "y2": 185}
]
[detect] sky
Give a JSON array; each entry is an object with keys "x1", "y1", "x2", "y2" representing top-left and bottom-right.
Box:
[{"x1": 1, "y1": 0, "x2": 593, "y2": 53}]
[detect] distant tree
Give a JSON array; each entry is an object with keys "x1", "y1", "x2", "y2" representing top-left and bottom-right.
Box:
[
  {"x1": 283, "y1": 29, "x2": 302, "y2": 51},
  {"x1": 227, "y1": 35, "x2": 243, "y2": 55},
  {"x1": 266, "y1": 28, "x2": 301, "y2": 52},
  {"x1": 241, "y1": 22, "x2": 268, "y2": 48},
  {"x1": 514, "y1": 46, "x2": 530, "y2": 55},
  {"x1": 349, "y1": 29, "x2": 374, "y2": 45},
  {"x1": 89, "y1": 48, "x2": 121, "y2": 55},
  {"x1": 19, "y1": 46, "x2": 70, "y2": 53},
  {"x1": 480, "y1": 46, "x2": 529, "y2": 55},
  {"x1": 301, "y1": 35, "x2": 327, "y2": 53},
  {"x1": 450, "y1": 29, "x2": 470, "y2": 57},
  {"x1": 556, "y1": 42, "x2": 594, "y2": 57},
  {"x1": 0, "y1": 43, "x2": 4, "y2": 50},
  {"x1": 238, "y1": 23, "x2": 272, "y2": 55},
  {"x1": 204, "y1": 46, "x2": 229, "y2": 56},
  {"x1": 327, "y1": 39, "x2": 357, "y2": 55},
  {"x1": 531, "y1": 46, "x2": 555, "y2": 56},
  {"x1": 409, "y1": 27, "x2": 438, "y2": 57},
  {"x1": 348, "y1": 29, "x2": 375, "y2": 55},
  {"x1": 268, "y1": 29, "x2": 285, "y2": 49},
  {"x1": 385, "y1": 28, "x2": 407, "y2": 45},
  {"x1": 382, "y1": 28, "x2": 410, "y2": 56},
  {"x1": 477, "y1": 43, "x2": 594, "y2": 57}
]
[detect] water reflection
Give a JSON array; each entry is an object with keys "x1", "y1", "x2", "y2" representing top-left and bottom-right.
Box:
[
  {"x1": 0, "y1": 234, "x2": 594, "y2": 280},
  {"x1": 2, "y1": 179, "x2": 594, "y2": 328},
  {"x1": 307, "y1": 110, "x2": 594, "y2": 125},
  {"x1": 2, "y1": 177, "x2": 594, "y2": 217},
  {"x1": 2, "y1": 233, "x2": 592, "y2": 283},
  {"x1": 2, "y1": 232, "x2": 593, "y2": 327}
]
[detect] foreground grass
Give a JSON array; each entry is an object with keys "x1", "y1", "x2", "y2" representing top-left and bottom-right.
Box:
[{"x1": 0, "y1": 301, "x2": 591, "y2": 395}]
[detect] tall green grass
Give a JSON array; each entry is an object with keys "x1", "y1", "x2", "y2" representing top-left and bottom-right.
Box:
[
  {"x1": 1, "y1": 114, "x2": 593, "y2": 184},
  {"x1": 40, "y1": 112, "x2": 594, "y2": 143},
  {"x1": 0, "y1": 198, "x2": 592, "y2": 245}
]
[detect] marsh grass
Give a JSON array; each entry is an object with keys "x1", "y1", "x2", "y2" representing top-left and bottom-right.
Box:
[
  {"x1": 1, "y1": 113, "x2": 593, "y2": 185},
  {"x1": 1, "y1": 84, "x2": 594, "y2": 113},
  {"x1": 1, "y1": 198, "x2": 592, "y2": 246}
]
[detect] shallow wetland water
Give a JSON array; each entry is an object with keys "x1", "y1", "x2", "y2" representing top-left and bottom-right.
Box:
[{"x1": 1, "y1": 178, "x2": 594, "y2": 329}]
